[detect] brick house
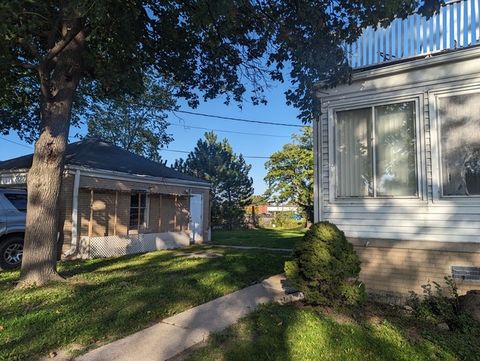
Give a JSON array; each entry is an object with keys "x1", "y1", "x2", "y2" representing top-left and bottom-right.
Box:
[{"x1": 0, "y1": 138, "x2": 210, "y2": 258}]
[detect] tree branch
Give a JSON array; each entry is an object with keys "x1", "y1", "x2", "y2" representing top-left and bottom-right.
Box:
[
  {"x1": 20, "y1": 11, "x2": 49, "y2": 21},
  {"x1": 37, "y1": 65, "x2": 51, "y2": 99},
  {"x1": 18, "y1": 37, "x2": 41, "y2": 60},
  {"x1": 43, "y1": 22, "x2": 84, "y2": 64},
  {"x1": 12, "y1": 60, "x2": 38, "y2": 69}
]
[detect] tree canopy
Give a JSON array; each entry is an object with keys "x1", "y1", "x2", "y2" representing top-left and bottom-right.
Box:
[
  {"x1": 265, "y1": 126, "x2": 314, "y2": 222},
  {"x1": 85, "y1": 79, "x2": 175, "y2": 162},
  {"x1": 174, "y1": 132, "x2": 253, "y2": 229},
  {"x1": 0, "y1": 0, "x2": 442, "y2": 138}
]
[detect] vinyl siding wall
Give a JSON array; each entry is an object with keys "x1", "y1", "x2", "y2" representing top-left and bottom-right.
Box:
[
  {"x1": 315, "y1": 48, "x2": 480, "y2": 296},
  {"x1": 316, "y1": 48, "x2": 480, "y2": 243}
]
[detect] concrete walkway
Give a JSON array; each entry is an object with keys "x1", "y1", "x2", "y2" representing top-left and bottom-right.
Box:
[
  {"x1": 76, "y1": 274, "x2": 290, "y2": 361},
  {"x1": 212, "y1": 244, "x2": 293, "y2": 252}
]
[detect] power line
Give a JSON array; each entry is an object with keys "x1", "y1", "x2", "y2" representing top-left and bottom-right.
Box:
[
  {"x1": 161, "y1": 148, "x2": 270, "y2": 159},
  {"x1": 0, "y1": 136, "x2": 32, "y2": 149},
  {"x1": 169, "y1": 123, "x2": 290, "y2": 138},
  {"x1": 173, "y1": 109, "x2": 303, "y2": 128},
  {"x1": 0, "y1": 136, "x2": 271, "y2": 160},
  {"x1": 83, "y1": 91, "x2": 305, "y2": 128}
]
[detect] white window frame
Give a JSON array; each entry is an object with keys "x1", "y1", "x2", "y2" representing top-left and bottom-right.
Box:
[
  {"x1": 328, "y1": 94, "x2": 426, "y2": 204},
  {"x1": 431, "y1": 85, "x2": 480, "y2": 200}
]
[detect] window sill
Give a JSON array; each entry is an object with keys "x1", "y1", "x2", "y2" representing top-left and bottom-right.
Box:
[
  {"x1": 435, "y1": 196, "x2": 480, "y2": 205},
  {"x1": 441, "y1": 195, "x2": 480, "y2": 198},
  {"x1": 331, "y1": 197, "x2": 427, "y2": 206}
]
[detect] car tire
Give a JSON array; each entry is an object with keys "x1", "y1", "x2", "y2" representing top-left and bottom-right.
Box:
[{"x1": 0, "y1": 235, "x2": 24, "y2": 270}]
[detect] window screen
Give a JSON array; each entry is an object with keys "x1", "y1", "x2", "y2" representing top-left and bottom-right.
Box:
[
  {"x1": 439, "y1": 92, "x2": 480, "y2": 196},
  {"x1": 375, "y1": 102, "x2": 417, "y2": 196},
  {"x1": 129, "y1": 192, "x2": 146, "y2": 230},
  {"x1": 336, "y1": 101, "x2": 417, "y2": 197},
  {"x1": 336, "y1": 108, "x2": 373, "y2": 197}
]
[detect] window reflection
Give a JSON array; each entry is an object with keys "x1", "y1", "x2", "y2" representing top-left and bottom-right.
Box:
[{"x1": 439, "y1": 93, "x2": 480, "y2": 196}]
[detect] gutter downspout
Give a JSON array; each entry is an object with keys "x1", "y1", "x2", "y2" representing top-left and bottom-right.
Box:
[{"x1": 65, "y1": 169, "x2": 80, "y2": 257}]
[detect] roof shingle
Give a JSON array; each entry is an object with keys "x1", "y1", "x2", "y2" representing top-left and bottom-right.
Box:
[{"x1": 0, "y1": 138, "x2": 208, "y2": 185}]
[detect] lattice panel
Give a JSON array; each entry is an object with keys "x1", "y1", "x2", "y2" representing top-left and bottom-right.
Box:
[{"x1": 79, "y1": 233, "x2": 191, "y2": 258}]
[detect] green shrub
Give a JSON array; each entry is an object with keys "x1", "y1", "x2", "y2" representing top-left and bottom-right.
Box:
[
  {"x1": 272, "y1": 211, "x2": 303, "y2": 229},
  {"x1": 285, "y1": 221, "x2": 366, "y2": 306},
  {"x1": 408, "y1": 276, "x2": 477, "y2": 332}
]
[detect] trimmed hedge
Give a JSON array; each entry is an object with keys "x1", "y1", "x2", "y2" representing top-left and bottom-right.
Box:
[{"x1": 285, "y1": 221, "x2": 366, "y2": 305}]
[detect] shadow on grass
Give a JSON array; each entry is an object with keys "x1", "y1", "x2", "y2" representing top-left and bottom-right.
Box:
[
  {"x1": 0, "y1": 247, "x2": 287, "y2": 360},
  {"x1": 184, "y1": 303, "x2": 480, "y2": 361}
]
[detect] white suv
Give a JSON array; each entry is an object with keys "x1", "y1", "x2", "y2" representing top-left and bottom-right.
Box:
[{"x1": 0, "y1": 188, "x2": 26, "y2": 269}]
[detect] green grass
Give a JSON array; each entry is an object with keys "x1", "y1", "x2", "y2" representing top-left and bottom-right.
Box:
[
  {"x1": 0, "y1": 246, "x2": 288, "y2": 361},
  {"x1": 211, "y1": 228, "x2": 305, "y2": 249},
  {"x1": 185, "y1": 302, "x2": 480, "y2": 361}
]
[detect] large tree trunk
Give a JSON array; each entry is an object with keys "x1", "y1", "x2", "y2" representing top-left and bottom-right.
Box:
[{"x1": 19, "y1": 24, "x2": 85, "y2": 286}]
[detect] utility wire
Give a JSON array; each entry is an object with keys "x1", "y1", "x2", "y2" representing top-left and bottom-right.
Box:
[
  {"x1": 170, "y1": 123, "x2": 290, "y2": 138},
  {"x1": 83, "y1": 91, "x2": 305, "y2": 128},
  {"x1": 172, "y1": 109, "x2": 304, "y2": 128},
  {"x1": 160, "y1": 148, "x2": 270, "y2": 159},
  {"x1": 0, "y1": 136, "x2": 272, "y2": 160},
  {"x1": 0, "y1": 136, "x2": 32, "y2": 149}
]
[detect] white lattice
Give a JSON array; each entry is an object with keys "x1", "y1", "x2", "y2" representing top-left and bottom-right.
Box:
[{"x1": 79, "y1": 232, "x2": 191, "y2": 258}]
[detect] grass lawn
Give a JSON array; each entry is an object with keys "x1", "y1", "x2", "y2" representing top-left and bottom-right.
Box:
[
  {"x1": 0, "y1": 246, "x2": 289, "y2": 360},
  {"x1": 184, "y1": 302, "x2": 480, "y2": 361},
  {"x1": 211, "y1": 228, "x2": 305, "y2": 249}
]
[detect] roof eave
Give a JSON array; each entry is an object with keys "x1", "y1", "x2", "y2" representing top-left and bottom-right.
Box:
[
  {"x1": 66, "y1": 165, "x2": 211, "y2": 189},
  {"x1": 314, "y1": 44, "x2": 480, "y2": 93}
]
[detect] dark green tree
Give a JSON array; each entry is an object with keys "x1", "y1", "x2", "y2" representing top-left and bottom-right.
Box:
[
  {"x1": 0, "y1": 0, "x2": 440, "y2": 285},
  {"x1": 85, "y1": 79, "x2": 175, "y2": 162},
  {"x1": 265, "y1": 127, "x2": 314, "y2": 223},
  {"x1": 174, "y1": 132, "x2": 253, "y2": 230}
]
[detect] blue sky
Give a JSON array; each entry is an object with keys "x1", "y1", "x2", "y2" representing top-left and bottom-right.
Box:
[{"x1": 0, "y1": 81, "x2": 302, "y2": 195}]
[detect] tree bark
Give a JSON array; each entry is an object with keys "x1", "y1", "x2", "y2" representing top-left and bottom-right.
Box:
[
  {"x1": 19, "y1": 23, "x2": 85, "y2": 286},
  {"x1": 302, "y1": 204, "x2": 314, "y2": 228}
]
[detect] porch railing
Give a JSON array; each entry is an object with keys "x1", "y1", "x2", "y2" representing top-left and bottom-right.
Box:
[{"x1": 346, "y1": 0, "x2": 480, "y2": 69}]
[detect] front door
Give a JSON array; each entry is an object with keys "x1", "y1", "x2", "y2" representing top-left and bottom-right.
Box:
[{"x1": 189, "y1": 194, "x2": 203, "y2": 244}]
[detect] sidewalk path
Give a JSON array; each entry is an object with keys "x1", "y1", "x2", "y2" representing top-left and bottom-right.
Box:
[{"x1": 76, "y1": 274, "x2": 289, "y2": 361}]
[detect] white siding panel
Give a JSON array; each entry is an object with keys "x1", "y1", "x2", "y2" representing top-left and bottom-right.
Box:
[
  {"x1": 335, "y1": 223, "x2": 479, "y2": 236},
  {"x1": 339, "y1": 230, "x2": 477, "y2": 243},
  {"x1": 317, "y1": 49, "x2": 480, "y2": 244},
  {"x1": 327, "y1": 204, "x2": 480, "y2": 213},
  {"x1": 325, "y1": 211, "x2": 480, "y2": 222}
]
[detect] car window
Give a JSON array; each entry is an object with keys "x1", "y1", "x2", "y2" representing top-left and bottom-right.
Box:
[{"x1": 4, "y1": 193, "x2": 27, "y2": 212}]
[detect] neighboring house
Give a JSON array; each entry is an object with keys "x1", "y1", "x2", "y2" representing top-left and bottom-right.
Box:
[
  {"x1": 0, "y1": 138, "x2": 210, "y2": 259},
  {"x1": 314, "y1": 0, "x2": 480, "y2": 299},
  {"x1": 245, "y1": 204, "x2": 299, "y2": 215},
  {"x1": 266, "y1": 205, "x2": 299, "y2": 214}
]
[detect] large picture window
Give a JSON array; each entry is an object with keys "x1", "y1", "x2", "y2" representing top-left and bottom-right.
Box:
[
  {"x1": 336, "y1": 101, "x2": 417, "y2": 198},
  {"x1": 439, "y1": 92, "x2": 480, "y2": 196},
  {"x1": 129, "y1": 192, "x2": 146, "y2": 230}
]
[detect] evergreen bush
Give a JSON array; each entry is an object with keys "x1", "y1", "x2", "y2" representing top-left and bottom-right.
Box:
[{"x1": 285, "y1": 221, "x2": 366, "y2": 305}]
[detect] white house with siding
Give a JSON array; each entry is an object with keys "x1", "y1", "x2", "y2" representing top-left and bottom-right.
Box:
[{"x1": 314, "y1": 0, "x2": 480, "y2": 299}]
